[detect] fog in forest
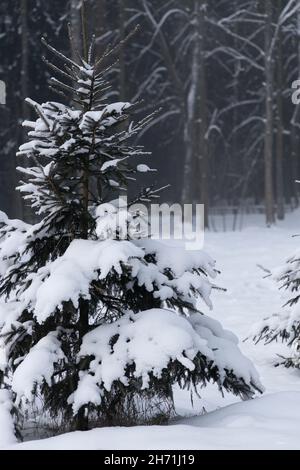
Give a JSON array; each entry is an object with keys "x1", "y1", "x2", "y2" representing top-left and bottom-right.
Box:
[{"x1": 0, "y1": 0, "x2": 300, "y2": 229}]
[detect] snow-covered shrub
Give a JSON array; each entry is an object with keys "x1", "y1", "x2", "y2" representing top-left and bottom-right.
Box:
[
  {"x1": 0, "y1": 29, "x2": 262, "y2": 435},
  {"x1": 252, "y1": 249, "x2": 300, "y2": 367},
  {"x1": 69, "y1": 309, "x2": 261, "y2": 425}
]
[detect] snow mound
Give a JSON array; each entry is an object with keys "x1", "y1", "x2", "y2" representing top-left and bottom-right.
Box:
[
  {"x1": 5, "y1": 392, "x2": 300, "y2": 450},
  {"x1": 71, "y1": 309, "x2": 262, "y2": 413}
]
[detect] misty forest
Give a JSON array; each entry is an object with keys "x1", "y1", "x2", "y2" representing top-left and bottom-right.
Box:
[
  {"x1": 1, "y1": 0, "x2": 300, "y2": 452},
  {"x1": 1, "y1": 0, "x2": 300, "y2": 227}
]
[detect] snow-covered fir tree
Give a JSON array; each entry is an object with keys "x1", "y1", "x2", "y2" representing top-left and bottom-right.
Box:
[
  {"x1": 0, "y1": 26, "x2": 262, "y2": 435},
  {"x1": 252, "y1": 248, "x2": 300, "y2": 368}
]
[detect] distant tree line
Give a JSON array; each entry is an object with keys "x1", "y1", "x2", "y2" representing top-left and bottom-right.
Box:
[{"x1": 1, "y1": 0, "x2": 300, "y2": 226}]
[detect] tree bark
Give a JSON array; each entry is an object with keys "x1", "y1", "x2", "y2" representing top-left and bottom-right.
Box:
[
  {"x1": 75, "y1": 0, "x2": 90, "y2": 432},
  {"x1": 119, "y1": 0, "x2": 126, "y2": 102},
  {"x1": 182, "y1": 30, "x2": 197, "y2": 204},
  {"x1": 20, "y1": 0, "x2": 31, "y2": 221},
  {"x1": 93, "y1": 0, "x2": 105, "y2": 56},
  {"x1": 264, "y1": 0, "x2": 275, "y2": 225},
  {"x1": 291, "y1": 110, "x2": 299, "y2": 207},
  {"x1": 76, "y1": 298, "x2": 89, "y2": 431},
  {"x1": 275, "y1": 2, "x2": 284, "y2": 220},
  {"x1": 182, "y1": 0, "x2": 209, "y2": 231},
  {"x1": 70, "y1": 0, "x2": 82, "y2": 60},
  {"x1": 195, "y1": 0, "x2": 209, "y2": 228},
  {"x1": 290, "y1": 0, "x2": 300, "y2": 207}
]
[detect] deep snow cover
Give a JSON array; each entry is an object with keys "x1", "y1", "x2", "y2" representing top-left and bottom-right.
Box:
[
  {"x1": 5, "y1": 392, "x2": 300, "y2": 450},
  {"x1": 2, "y1": 211, "x2": 300, "y2": 449}
]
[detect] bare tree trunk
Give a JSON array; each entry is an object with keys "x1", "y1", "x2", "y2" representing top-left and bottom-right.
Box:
[
  {"x1": 20, "y1": 0, "x2": 31, "y2": 221},
  {"x1": 119, "y1": 0, "x2": 126, "y2": 102},
  {"x1": 93, "y1": 0, "x2": 105, "y2": 56},
  {"x1": 182, "y1": 123, "x2": 194, "y2": 203},
  {"x1": 70, "y1": 0, "x2": 82, "y2": 59},
  {"x1": 21, "y1": 0, "x2": 29, "y2": 139},
  {"x1": 275, "y1": 2, "x2": 284, "y2": 220},
  {"x1": 182, "y1": 1, "x2": 209, "y2": 229},
  {"x1": 264, "y1": 0, "x2": 275, "y2": 225},
  {"x1": 181, "y1": 3, "x2": 195, "y2": 205},
  {"x1": 291, "y1": 111, "x2": 300, "y2": 207},
  {"x1": 195, "y1": 0, "x2": 209, "y2": 228},
  {"x1": 232, "y1": 0, "x2": 240, "y2": 209},
  {"x1": 182, "y1": 32, "x2": 198, "y2": 204},
  {"x1": 290, "y1": 0, "x2": 300, "y2": 207}
]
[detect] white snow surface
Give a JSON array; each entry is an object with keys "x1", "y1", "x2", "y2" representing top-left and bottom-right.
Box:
[
  {"x1": 4, "y1": 392, "x2": 300, "y2": 450},
  {"x1": 3, "y1": 210, "x2": 300, "y2": 449}
]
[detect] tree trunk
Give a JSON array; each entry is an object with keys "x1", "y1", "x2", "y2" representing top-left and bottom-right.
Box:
[
  {"x1": 178, "y1": 6, "x2": 193, "y2": 204},
  {"x1": 76, "y1": 1, "x2": 90, "y2": 432},
  {"x1": 119, "y1": 0, "x2": 126, "y2": 102},
  {"x1": 70, "y1": 0, "x2": 82, "y2": 59},
  {"x1": 291, "y1": 110, "x2": 300, "y2": 207},
  {"x1": 182, "y1": 1, "x2": 209, "y2": 230},
  {"x1": 21, "y1": 0, "x2": 29, "y2": 140},
  {"x1": 20, "y1": 0, "x2": 32, "y2": 221},
  {"x1": 195, "y1": 0, "x2": 209, "y2": 228},
  {"x1": 232, "y1": 0, "x2": 239, "y2": 200},
  {"x1": 182, "y1": 52, "x2": 197, "y2": 204},
  {"x1": 275, "y1": 2, "x2": 284, "y2": 220},
  {"x1": 290, "y1": 0, "x2": 300, "y2": 207},
  {"x1": 264, "y1": 0, "x2": 275, "y2": 225},
  {"x1": 76, "y1": 298, "x2": 89, "y2": 431},
  {"x1": 92, "y1": 0, "x2": 105, "y2": 55}
]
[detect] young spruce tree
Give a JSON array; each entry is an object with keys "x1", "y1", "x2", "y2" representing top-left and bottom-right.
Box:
[
  {"x1": 0, "y1": 22, "x2": 262, "y2": 435},
  {"x1": 252, "y1": 249, "x2": 300, "y2": 368}
]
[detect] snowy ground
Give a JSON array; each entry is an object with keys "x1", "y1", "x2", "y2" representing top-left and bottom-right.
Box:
[
  {"x1": 5, "y1": 392, "x2": 300, "y2": 450},
  {"x1": 3, "y1": 210, "x2": 300, "y2": 450}
]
